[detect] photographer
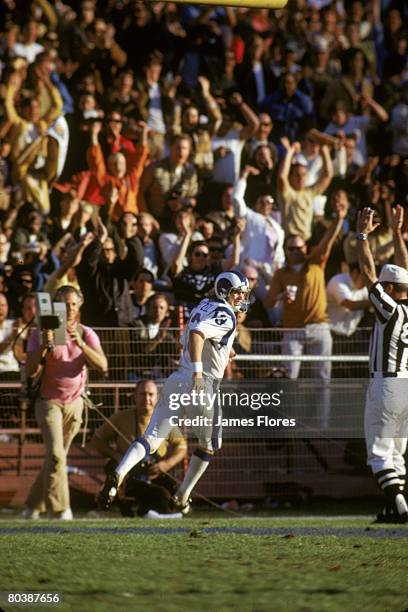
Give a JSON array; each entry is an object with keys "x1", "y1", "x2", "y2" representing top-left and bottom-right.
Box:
[
  {"x1": 22, "y1": 286, "x2": 108, "y2": 520},
  {"x1": 90, "y1": 380, "x2": 187, "y2": 518}
]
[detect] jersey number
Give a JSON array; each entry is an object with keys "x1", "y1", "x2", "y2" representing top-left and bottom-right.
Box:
[{"x1": 401, "y1": 323, "x2": 408, "y2": 344}]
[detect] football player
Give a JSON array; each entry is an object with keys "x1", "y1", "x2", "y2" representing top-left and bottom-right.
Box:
[{"x1": 98, "y1": 270, "x2": 250, "y2": 514}]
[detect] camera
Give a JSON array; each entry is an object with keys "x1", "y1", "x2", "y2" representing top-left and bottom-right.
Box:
[{"x1": 35, "y1": 293, "x2": 67, "y2": 348}]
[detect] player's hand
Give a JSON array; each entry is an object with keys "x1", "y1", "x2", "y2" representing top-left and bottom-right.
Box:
[
  {"x1": 357, "y1": 207, "x2": 380, "y2": 235},
  {"x1": 192, "y1": 373, "x2": 205, "y2": 394},
  {"x1": 391, "y1": 204, "x2": 404, "y2": 234}
]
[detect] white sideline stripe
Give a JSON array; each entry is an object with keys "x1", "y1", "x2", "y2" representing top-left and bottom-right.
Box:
[{"x1": 234, "y1": 354, "x2": 369, "y2": 362}]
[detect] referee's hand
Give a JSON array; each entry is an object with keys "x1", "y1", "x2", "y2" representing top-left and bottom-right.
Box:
[
  {"x1": 391, "y1": 204, "x2": 404, "y2": 234},
  {"x1": 357, "y1": 207, "x2": 380, "y2": 235}
]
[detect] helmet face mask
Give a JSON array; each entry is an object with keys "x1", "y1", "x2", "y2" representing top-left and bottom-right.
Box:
[{"x1": 214, "y1": 271, "x2": 251, "y2": 313}]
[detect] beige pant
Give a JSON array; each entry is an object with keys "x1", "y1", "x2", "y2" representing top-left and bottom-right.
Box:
[{"x1": 25, "y1": 397, "x2": 84, "y2": 513}]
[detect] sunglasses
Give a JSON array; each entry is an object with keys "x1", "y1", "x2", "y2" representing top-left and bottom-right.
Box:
[
  {"x1": 287, "y1": 246, "x2": 304, "y2": 251},
  {"x1": 103, "y1": 247, "x2": 115, "y2": 252},
  {"x1": 193, "y1": 251, "x2": 209, "y2": 258},
  {"x1": 210, "y1": 247, "x2": 224, "y2": 253},
  {"x1": 260, "y1": 121, "x2": 272, "y2": 127}
]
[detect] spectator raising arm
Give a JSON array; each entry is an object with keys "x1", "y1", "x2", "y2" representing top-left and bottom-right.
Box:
[
  {"x1": 198, "y1": 76, "x2": 222, "y2": 135},
  {"x1": 221, "y1": 219, "x2": 244, "y2": 270},
  {"x1": 314, "y1": 196, "x2": 348, "y2": 260},
  {"x1": 278, "y1": 141, "x2": 298, "y2": 192},
  {"x1": 391, "y1": 204, "x2": 408, "y2": 270},
  {"x1": 230, "y1": 93, "x2": 260, "y2": 141},
  {"x1": 313, "y1": 144, "x2": 334, "y2": 194},
  {"x1": 171, "y1": 216, "x2": 193, "y2": 275},
  {"x1": 360, "y1": 94, "x2": 389, "y2": 123}
]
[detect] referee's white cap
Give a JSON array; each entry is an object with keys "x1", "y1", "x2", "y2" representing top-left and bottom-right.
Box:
[{"x1": 379, "y1": 264, "x2": 408, "y2": 284}]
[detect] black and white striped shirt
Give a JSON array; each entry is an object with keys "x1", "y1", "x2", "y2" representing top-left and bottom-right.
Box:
[{"x1": 369, "y1": 282, "x2": 408, "y2": 375}]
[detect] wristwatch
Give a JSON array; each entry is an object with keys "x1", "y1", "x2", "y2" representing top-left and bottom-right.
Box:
[{"x1": 357, "y1": 232, "x2": 368, "y2": 241}]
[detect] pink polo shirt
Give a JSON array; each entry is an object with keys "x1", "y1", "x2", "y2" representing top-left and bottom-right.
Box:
[{"x1": 27, "y1": 325, "x2": 101, "y2": 403}]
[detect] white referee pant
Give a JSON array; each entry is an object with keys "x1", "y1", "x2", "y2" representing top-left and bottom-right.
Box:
[
  {"x1": 143, "y1": 369, "x2": 222, "y2": 453},
  {"x1": 365, "y1": 377, "x2": 408, "y2": 476}
]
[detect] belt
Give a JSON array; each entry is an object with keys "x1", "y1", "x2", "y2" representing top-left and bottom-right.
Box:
[{"x1": 370, "y1": 372, "x2": 408, "y2": 378}]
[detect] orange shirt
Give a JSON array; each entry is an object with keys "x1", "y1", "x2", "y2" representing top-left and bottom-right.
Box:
[
  {"x1": 87, "y1": 143, "x2": 148, "y2": 221},
  {"x1": 268, "y1": 248, "x2": 329, "y2": 328}
]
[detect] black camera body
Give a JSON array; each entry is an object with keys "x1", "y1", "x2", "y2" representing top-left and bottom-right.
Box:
[{"x1": 39, "y1": 314, "x2": 61, "y2": 330}]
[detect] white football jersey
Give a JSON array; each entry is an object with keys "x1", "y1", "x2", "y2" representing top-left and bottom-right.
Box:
[{"x1": 179, "y1": 298, "x2": 237, "y2": 379}]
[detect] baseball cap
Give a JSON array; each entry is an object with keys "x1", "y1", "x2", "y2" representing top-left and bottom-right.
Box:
[
  {"x1": 292, "y1": 153, "x2": 308, "y2": 167},
  {"x1": 313, "y1": 37, "x2": 329, "y2": 53},
  {"x1": 379, "y1": 264, "x2": 408, "y2": 284}
]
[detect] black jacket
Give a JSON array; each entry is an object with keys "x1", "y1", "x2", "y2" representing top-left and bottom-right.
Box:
[{"x1": 77, "y1": 236, "x2": 144, "y2": 327}]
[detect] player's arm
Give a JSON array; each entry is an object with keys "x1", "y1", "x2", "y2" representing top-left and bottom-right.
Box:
[
  {"x1": 357, "y1": 207, "x2": 379, "y2": 288},
  {"x1": 189, "y1": 330, "x2": 205, "y2": 380},
  {"x1": 391, "y1": 204, "x2": 408, "y2": 270}
]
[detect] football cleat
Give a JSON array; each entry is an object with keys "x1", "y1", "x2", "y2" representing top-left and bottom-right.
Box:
[
  {"x1": 171, "y1": 495, "x2": 192, "y2": 516},
  {"x1": 373, "y1": 508, "x2": 408, "y2": 524},
  {"x1": 98, "y1": 471, "x2": 119, "y2": 511}
]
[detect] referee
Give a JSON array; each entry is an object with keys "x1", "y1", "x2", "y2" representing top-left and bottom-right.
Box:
[{"x1": 357, "y1": 206, "x2": 408, "y2": 524}]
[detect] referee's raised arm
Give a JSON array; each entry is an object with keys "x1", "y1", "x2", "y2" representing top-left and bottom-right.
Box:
[
  {"x1": 356, "y1": 207, "x2": 380, "y2": 288},
  {"x1": 391, "y1": 204, "x2": 408, "y2": 270}
]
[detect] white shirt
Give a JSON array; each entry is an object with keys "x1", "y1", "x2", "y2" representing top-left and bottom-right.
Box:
[
  {"x1": 325, "y1": 115, "x2": 370, "y2": 163},
  {"x1": 233, "y1": 177, "x2": 285, "y2": 274},
  {"x1": 390, "y1": 102, "x2": 408, "y2": 157},
  {"x1": 0, "y1": 320, "x2": 19, "y2": 373},
  {"x1": 253, "y1": 62, "x2": 265, "y2": 103},
  {"x1": 147, "y1": 83, "x2": 166, "y2": 134},
  {"x1": 212, "y1": 129, "x2": 245, "y2": 184},
  {"x1": 326, "y1": 273, "x2": 368, "y2": 336},
  {"x1": 48, "y1": 115, "x2": 70, "y2": 179},
  {"x1": 11, "y1": 42, "x2": 44, "y2": 64},
  {"x1": 179, "y1": 298, "x2": 236, "y2": 379},
  {"x1": 159, "y1": 231, "x2": 203, "y2": 270}
]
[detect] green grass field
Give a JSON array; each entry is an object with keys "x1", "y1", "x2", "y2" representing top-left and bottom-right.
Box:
[{"x1": 1, "y1": 517, "x2": 407, "y2": 612}]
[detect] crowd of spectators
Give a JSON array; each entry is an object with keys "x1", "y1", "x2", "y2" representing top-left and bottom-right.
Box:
[{"x1": 0, "y1": 0, "x2": 407, "y2": 381}]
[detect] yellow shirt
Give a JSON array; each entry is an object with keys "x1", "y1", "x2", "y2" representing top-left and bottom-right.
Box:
[
  {"x1": 93, "y1": 407, "x2": 187, "y2": 458},
  {"x1": 268, "y1": 249, "x2": 329, "y2": 328},
  {"x1": 280, "y1": 183, "x2": 320, "y2": 241}
]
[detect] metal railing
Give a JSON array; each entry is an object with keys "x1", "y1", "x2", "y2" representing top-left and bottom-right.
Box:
[{"x1": 0, "y1": 326, "x2": 373, "y2": 502}]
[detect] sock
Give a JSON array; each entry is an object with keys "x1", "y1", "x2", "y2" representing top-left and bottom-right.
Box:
[
  {"x1": 116, "y1": 441, "x2": 147, "y2": 482},
  {"x1": 176, "y1": 452, "x2": 212, "y2": 505}
]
